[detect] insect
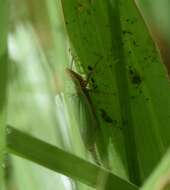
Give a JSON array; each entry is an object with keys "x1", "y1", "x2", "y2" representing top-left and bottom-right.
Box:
[{"x1": 66, "y1": 67, "x2": 101, "y2": 164}]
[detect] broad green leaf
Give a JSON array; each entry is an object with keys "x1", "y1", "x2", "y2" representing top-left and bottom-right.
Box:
[
  {"x1": 118, "y1": 0, "x2": 170, "y2": 183},
  {"x1": 0, "y1": 0, "x2": 8, "y2": 189},
  {"x1": 61, "y1": 0, "x2": 170, "y2": 185},
  {"x1": 7, "y1": 126, "x2": 138, "y2": 190},
  {"x1": 61, "y1": 0, "x2": 129, "y2": 180}
]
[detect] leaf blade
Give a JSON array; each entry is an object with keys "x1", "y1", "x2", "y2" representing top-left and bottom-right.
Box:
[
  {"x1": 7, "y1": 126, "x2": 138, "y2": 190},
  {"x1": 0, "y1": 0, "x2": 8, "y2": 188}
]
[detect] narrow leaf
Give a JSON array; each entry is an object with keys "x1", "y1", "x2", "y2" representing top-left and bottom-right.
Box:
[
  {"x1": 119, "y1": 0, "x2": 170, "y2": 182},
  {"x1": 7, "y1": 126, "x2": 138, "y2": 190},
  {"x1": 0, "y1": 0, "x2": 8, "y2": 188}
]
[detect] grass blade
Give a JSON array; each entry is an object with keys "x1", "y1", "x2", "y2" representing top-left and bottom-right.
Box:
[
  {"x1": 7, "y1": 126, "x2": 138, "y2": 190},
  {"x1": 0, "y1": 0, "x2": 8, "y2": 189}
]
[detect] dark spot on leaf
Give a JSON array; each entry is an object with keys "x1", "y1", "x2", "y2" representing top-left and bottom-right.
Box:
[
  {"x1": 87, "y1": 9, "x2": 92, "y2": 15},
  {"x1": 132, "y1": 75, "x2": 142, "y2": 85},
  {"x1": 128, "y1": 67, "x2": 143, "y2": 86},
  {"x1": 121, "y1": 42, "x2": 124, "y2": 46},
  {"x1": 93, "y1": 84, "x2": 98, "y2": 89},
  {"x1": 129, "y1": 68, "x2": 134, "y2": 75},
  {"x1": 83, "y1": 37, "x2": 88, "y2": 42},
  {"x1": 100, "y1": 109, "x2": 113, "y2": 124},
  {"x1": 139, "y1": 89, "x2": 143, "y2": 94},
  {"x1": 122, "y1": 119, "x2": 127, "y2": 127},
  {"x1": 133, "y1": 40, "x2": 138, "y2": 46},
  {"x1": 88, "y1": 65, "x2": 93, "y2": 71},
  {"x1": 91, "y1": 77, "x2": 95, "y2": 83},
  {"x1": 122, "y1": 30, "x2": 133, "y2": 35},
  {"x1": 131, "y1": 95, "x2": 135, "y2": 99}
]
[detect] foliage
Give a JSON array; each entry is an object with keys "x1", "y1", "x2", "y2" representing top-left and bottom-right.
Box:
[
  {"x1": 3, "y1": 0, "x2": 170, "y2": 190},
  {"x1": 0, "y1": 0, "x2": 8, "y2": 189}
]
